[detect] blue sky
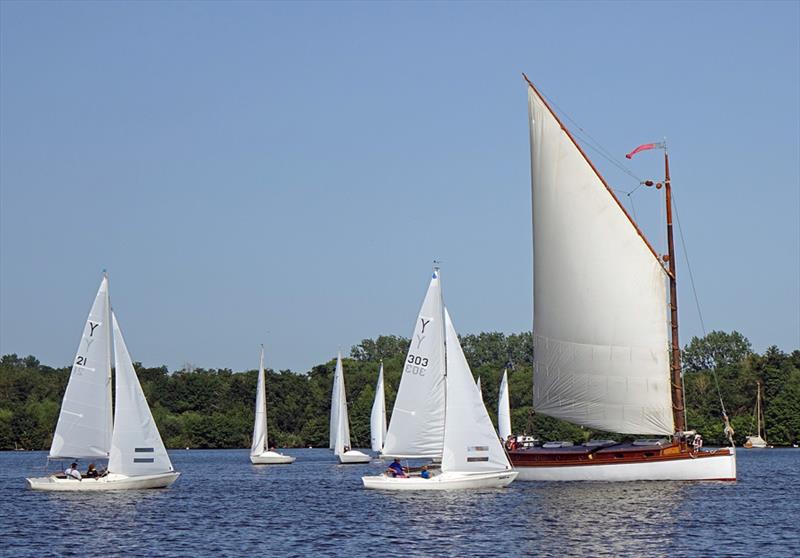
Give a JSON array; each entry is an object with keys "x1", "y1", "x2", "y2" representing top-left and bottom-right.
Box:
[{"x1": 1, "y1": 1, "x2": 798, "y2": 373}]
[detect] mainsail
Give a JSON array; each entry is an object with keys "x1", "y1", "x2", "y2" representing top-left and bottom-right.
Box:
[
  {"x1": 50, "y1": 276, "x2": 113, "y2": 459},
  {"x1": 383, "y1": 270, "x2": 446, "y2": 458},
  {"x1": 370, "y1": 362, "x2": 387, "y2": 452},
  {"x1": 527, "y1": 84, "x2": 674, "y2": 436},
  {"x1": 108, "y1": 313, "x2": 173, "y2": 475},
  {"x1": 441, "y1": 309, "x2": 512, "y2": 474},
  {"x1": 251, "y1": 346, "x2": 268, "y2": 456},
  {"x1": 498, "y1": 369, "x2": 511, "y2": 440}
]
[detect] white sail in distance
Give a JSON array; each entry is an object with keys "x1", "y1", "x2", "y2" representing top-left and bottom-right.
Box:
[
  {"x1": 251, "y1": 346, "x2": 268, "y2": 456},
  {"x1": 50, "y1": 275, "x2": 113, "y2": 459},
  {"x1": 383, "y1": 269, "x2": 446, "y2": 458},
  {"x1": 476, "y1": 376, "x2": 483, "y2": 402},
  {"x1": 108, "y1": 313, "x2": 173, "y2": 476},
  {"x1": 498, "y1": 369, "x2": 512, "y2": 440},
  {"x1": 527, "y1": 84, "x2": 674, "y2": 435},
  {"x1": 370, "y1": 362, "x2": 387, "y2": 452},
  {"x1": 441, "y1": 309, "x2": 512, "y2": 474},
  {"x1": 330, "y1": 352, "x2": 352, "y2": 456}
]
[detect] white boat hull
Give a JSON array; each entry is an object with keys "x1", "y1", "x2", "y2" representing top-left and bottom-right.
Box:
[
  {"x1": 250, "y1": 451, "x2": 296, "y2": 464},
  {"x1": 338, "y1": 450, "x2": 372, "y2": 464},
  {"x1": 514, "y1": 450, "x2": 737, "y2": 482},
  {"x1": 26, "y1": 471, "x2": 181, "y2": 491},
  {"x1": 362, "y1": 470, "x2": 518, "y2": 490}
]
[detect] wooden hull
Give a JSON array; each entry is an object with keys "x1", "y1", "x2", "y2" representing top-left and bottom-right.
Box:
[
  {"x1": 26, "y1": 471, "x2": 180, "y2": 491},
  {"x1": 362, "y1": 470, "x2": 518, "y2": 490},
  {"x1": 509, "y1": 443, "x2": 736, "y2": 481},
  {"x1": 250, "y1": 451, "x2": 296, "y2": 464}
]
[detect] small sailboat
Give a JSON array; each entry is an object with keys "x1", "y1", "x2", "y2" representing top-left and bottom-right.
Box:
[
  {"x1": 744, "y1": 381, "x2": 772, "y2": 449},
  {"x1": 363, "y1": 269, "x2": 517, "y2": 490},
  {"x1": 497, "y1": 369, "x2": 512, "y2": 441},
  {"x1": 330, "y1": 352, "x2": 370, "y2": 464},
  {"x1": 509, "y1": 77, "x2": 737, "y2": 481},
  {"x1": 476, "y1": 376, "x2": 483, "y2": 402},
  {"x1": 27, "y1": 275, "x2": 179, "y2": 491},
  {"x1": 370, "y1": 362, "x2": 387, "y2": 454},
  {"x1": 250, "y1": 346, "x2": 295, "y2": 464}
]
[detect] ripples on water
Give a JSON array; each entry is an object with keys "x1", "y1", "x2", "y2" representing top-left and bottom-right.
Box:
[{"x1": 2, "y1": 449, "x2": 798, "y2": 557}]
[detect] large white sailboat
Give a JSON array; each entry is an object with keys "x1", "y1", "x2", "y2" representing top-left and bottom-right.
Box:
[
  {"x1": 330, "y1": 352, "x2": 371, "y2": 464},
  {"x1": 250, "y1": 346, "x2": 295, "y2": 464},
  {"x1": 363, "y1": 269, "x2": 517, "y2": 490},
  {"x1": 508, "y1": 77, "x2": 736, "y2": 481},
  {"x1": 27, "y1": 275, "x2": 180, "y2": 491},
  {"x1": 369, "y1": 362, "x2": 387, "y2": 454}
]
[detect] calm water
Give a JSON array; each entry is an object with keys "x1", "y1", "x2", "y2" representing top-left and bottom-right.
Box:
[{"x1": 1, "y1": 448, "x2": 798, "y2": 557}]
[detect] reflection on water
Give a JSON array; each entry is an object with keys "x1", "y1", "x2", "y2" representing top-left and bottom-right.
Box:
[{"x1": 1, "y1": 449, "x2": 798, "y2": 557}]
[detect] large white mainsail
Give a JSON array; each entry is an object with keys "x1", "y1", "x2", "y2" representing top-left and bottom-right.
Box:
[
  {"x1": 383, "y1": 269, "x2": 446, "y2": 458},
  {"x1": 50, "y1": 275, "x2": 113, "y2": 459},
  {"x1": 108, "y1": 313, "x2": 173, "y2": 476},
  {"x1": 498, "y1": 369, "x2": 512, "y2": 440},
  {"x1": 528, "y1": 85, "x2": 674, "y2": 435},
  {"x1": 330, "y1": 352, "x2": 352, "y2": 456},
  {"x1": 370, "y1": 362, "x2": 387, "y2": 452},
  {"x1": 251, "y1": 346, "x2": 268, "y2": 457},
  {"x1": 441, "y1": 309, "x2": 512, "y2": 474}
]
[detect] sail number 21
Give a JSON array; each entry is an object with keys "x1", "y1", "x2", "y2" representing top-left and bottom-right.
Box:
[{"x1": 405, "y1": 354, "x2": 429, "y2": 376}]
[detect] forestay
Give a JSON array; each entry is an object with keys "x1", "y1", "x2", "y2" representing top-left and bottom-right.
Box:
[
  {"x1": 251, "y1": 346, "x2": 268, "y2": 456},
  {"x1": 383, "y1": 270, "x2": 446, "y2": 458},
  {"x1": 498, "y1": 370, "x2": 511, "y2": 440},
  {"x1": 108, "y1": 313, "x2": 174, "y2": 476},
  {"x1": 527, "y1": 85, "x2": 674, "y2": 435},
  {"x1": 441, "y1": 309, "x2": 512, "y2": 474},
  {"x1": 370, "y1": 363, "x2": 387, "y2": 452},
  {"x1": 50, "y1": 276, "x2": 113, "y2": 459}
]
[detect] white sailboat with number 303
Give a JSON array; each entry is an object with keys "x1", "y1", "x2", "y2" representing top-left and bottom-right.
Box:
[
  {"x1": 26, "y1": 274, "x2": 180, "y2": 491},
  {"x1": 250, "y1": 345, "x2": 295, "y2": 464},
  {"x1": 363, "y1": 269, "x2": 518, "y2": 490}
]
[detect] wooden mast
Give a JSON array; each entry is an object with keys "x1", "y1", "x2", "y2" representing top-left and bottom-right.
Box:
[{"x1": 664, "y1": 151, "x2": 686, "y2": 433}]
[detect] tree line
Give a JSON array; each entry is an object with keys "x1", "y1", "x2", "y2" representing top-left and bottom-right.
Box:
[{"x1": 1, "y1": 330, "x2": 798, "y2": 450}]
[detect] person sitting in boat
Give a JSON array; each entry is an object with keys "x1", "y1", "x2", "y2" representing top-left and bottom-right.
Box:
[
  {"x1": 64, "y1": 463, "x2": 81, "y2": 481},
  {"x1": 420, "y1": 465, "x2": 430, "y2": 479},
  {"x1": 85, "y1": 463, "x2": 99, "y2": 478},
  {"x1": 692, "y1": 434, "x2": 703, "y2": 452},
  {"x1": 505, "y1": 435, "x2": 517, "y2": 451},
  {"x1": 386, "y1": 459, "x2": 406, "y2": 478}
]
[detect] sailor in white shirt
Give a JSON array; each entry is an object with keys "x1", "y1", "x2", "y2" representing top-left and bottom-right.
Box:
[{"x1": 64, "y1": 463, "x2": 82, "y2": 481}]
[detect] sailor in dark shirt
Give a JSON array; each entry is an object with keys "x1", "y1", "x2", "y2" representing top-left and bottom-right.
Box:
[{"x1": 85, "y1": 463, "x2": 99, "y2": 478}]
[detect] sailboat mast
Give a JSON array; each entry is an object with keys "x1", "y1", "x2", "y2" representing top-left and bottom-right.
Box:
[{"x1": 664, "y1": 152, "x2": 686, "y2": 433}]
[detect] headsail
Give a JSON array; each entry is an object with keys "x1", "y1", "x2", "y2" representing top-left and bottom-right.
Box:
[
  {"x1": 50, "y1": 275, "x2": 113, "y2": 459},
  {"x1": 383, "y1": 269, "x2": 446, "y2": 458},
  {"x1": 498, "y1": 369, "x2": 512, "y2": 440},
  {"x1": 370, "y1": 362, "x2": 387, "y2": 452},
  {"x1": 108, "y1": 313, "x2": 173, "y2": 475},
  {"x1": 251, "y1": 346, "x2": 268, "y2": 456},
  {"x1": 441, "y1": 309, "x2": 512, "y2": 473},
  {"x1": 527, "y1": 83, "x2": 674, "y2": 435}
]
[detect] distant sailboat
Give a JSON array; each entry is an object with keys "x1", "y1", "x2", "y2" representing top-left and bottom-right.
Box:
[
  {"x1": 330, "y1": 352, "x2": 370, "y2": 464},
  {"x1": 370, "y1": 362, "x2": 387, "y2": 454},
  {"x1": 363, "y1": 269, "x2": 517, "y2": 490},
  {"x1": 744, "y1": 381, "x2": 772, "y2": 449},
  {"x1": 250, "y1": 346, "x2": 295, "y2": 464},
  {"x1": 476, "y1": 376, "x2": 483, "y2": 402},
  {"x1": 497, "y1": 369, "x2": 512, "y2": 441},
  {"x1": 508, "y1": 76, "x2": 737, "y2": 481},
  {"x1": 27, "y1": 274, "x2": 179, "y2": 491}
]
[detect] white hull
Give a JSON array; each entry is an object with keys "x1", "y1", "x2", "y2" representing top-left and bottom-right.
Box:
[
  {"x1": 515, "y1": 450, "x2": 737, "y2": 482},
  {"x1": 362, "y1": 470, "x2": 518, "y2": 490},
  {"x1": 250, "y1": 451, "x2": 296, "y2": 464},
  {"x1": 338, "y1": 450, "x2": 371, "y2": 464},
  {"x1": 744, "y1": 436, "x2": 771, "y2": 449},
  {"x1": 26, "y1": 471, "x2": 180, "y2": 491}
]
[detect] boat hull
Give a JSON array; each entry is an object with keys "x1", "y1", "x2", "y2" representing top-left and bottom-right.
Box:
[
  {"x1": 362, "y1": 470, "x2": 518, "y2": 490},
  {"x1": 510, "y1": 444, "x2": 736, "y2": 482},
  {"x1": 26, "y1": 471, "x2": 181, "y2": 491},
  {"x1": 338, "y1": 450, "x2": 371, "y2": 464},
  {"x1": 250, "y1": 451, "x2": 296, "y2": 464}
]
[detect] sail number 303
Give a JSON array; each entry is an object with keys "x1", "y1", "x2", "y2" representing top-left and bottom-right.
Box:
[{"x1": 405, "y1": 354, "x2": 429, "y2": 376}]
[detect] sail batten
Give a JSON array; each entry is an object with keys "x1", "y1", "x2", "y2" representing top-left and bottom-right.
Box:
[{"x1": 528, "y1": 84, "x2": 674, "y2": 436}]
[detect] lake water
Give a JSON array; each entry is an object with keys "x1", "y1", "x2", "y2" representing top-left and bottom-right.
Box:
[{"x1": 1, "y1": 448, "x2": 798, "y2": 557}]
